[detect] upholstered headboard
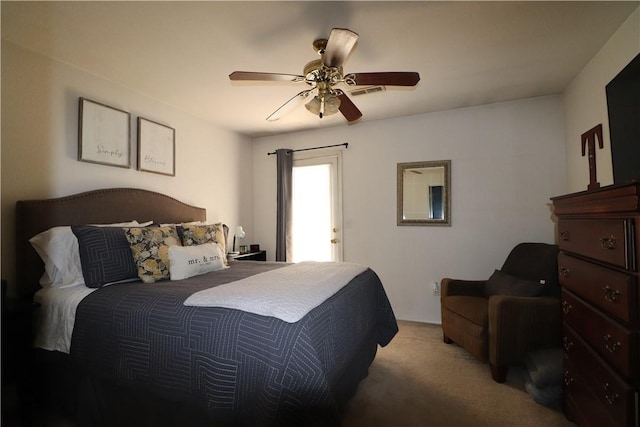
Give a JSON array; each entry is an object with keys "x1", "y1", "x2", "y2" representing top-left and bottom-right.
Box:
[{"x1": 15, "y1": 188, "x2": 208, "y2": 298}]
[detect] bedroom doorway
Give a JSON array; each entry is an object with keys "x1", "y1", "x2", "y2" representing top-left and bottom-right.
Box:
[{"x1": 291, "y1": 152, "x2": 343, "y2": 262}]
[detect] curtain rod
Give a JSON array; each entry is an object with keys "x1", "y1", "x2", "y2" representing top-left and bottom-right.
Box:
[{"x1": 267, "y1": 142, "x2": 348, "y2": 156}]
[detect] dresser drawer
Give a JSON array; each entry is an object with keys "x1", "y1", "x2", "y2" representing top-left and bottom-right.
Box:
[
  {"x1": 563, "y1": 325, "x2": 637, "y2": 427},
  {"x1": 558, "y1": 219, "x2": 635, "y2": 271},
  {"x1": 563, "y1": 356, "x2": 620, "y2": 427},
  {"x1": 559, "y1": 253, "x2": 638, "y2": 325},
  {"x1": 562, "y1": 289, "x2": 637, "y2": 379}
]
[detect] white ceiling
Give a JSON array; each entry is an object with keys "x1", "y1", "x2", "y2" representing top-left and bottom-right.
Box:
[{"x1": 2, "y1": 1, "x2": 638, "y2": 138}]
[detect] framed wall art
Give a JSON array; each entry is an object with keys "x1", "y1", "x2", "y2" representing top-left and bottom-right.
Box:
[
  {"x1": 137, "y1": 117, "x2": 175, "y2": 176},
  {"x1": 78, "y1": 97, "x2": 131, "y2": 168}
]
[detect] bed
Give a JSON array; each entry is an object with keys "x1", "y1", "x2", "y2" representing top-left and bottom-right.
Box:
[{"x1": 15, "y1": 188, "x2": 398, "y2": 427}]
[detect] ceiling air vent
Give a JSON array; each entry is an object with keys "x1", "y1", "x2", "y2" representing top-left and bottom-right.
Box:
[{"x1": 350, "y1": 86, "x2": 386, "y2": 96}]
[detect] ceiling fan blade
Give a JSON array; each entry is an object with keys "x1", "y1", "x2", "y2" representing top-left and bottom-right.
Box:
[
  {"x1": 336, "y1": 91, "x2": 362, "y2": 122},
  {"x1": 323, "y1": 28, "x2": 359, "y2": 69},
  {"x1": 266, "y1": 90, "x2": 314, "y2": 121},
  {"x1": 347, "y1": 72, "x2": 420, "y2": 87},
  {"x1": 229, "y1": 71, "x2": 305, "y2": 83}
]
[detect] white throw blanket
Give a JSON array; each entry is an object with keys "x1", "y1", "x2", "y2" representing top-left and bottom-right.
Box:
[{"x1": 183, "y1": 261, "x2": 368, "y2": 323}]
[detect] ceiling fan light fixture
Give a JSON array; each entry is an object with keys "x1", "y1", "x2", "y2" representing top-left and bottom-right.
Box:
[
  {"x1": 305, "y1": 94, "x2": 341, "y2": 119},
  {"x1": 324, "y1": 93, "x2": 341, "y2": 115},
  {"x1": 305, "y1": 96, "x2": 322, "y2": 116}
]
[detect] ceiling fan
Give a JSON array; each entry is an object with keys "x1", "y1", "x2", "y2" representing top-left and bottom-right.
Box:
[{"x1": 229, "y1": 28, "x2": 420, "y2": 123}]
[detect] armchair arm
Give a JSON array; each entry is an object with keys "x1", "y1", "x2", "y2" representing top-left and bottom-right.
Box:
[
  {"x1": 488, "y1": 296, "x2": 561, "y2": 367},
  {"x1": 440, "y1": 278, "x2": 487, "y2": 298}
]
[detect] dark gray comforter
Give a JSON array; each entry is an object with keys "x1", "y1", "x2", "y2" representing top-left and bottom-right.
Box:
[{"x1": 71, "y1": 261, "x2": 398, "y2": 426}]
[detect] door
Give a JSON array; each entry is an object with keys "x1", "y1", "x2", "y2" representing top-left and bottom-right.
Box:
[{"x1": 291, "y1": 152, "x2": 343, "y2": 262}]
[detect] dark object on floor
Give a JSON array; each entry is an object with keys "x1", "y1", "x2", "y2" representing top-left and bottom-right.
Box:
[
  {"x1": 523, "y1": 348, "x2": 563, "y2": 407},
  {"x1": 440, "y1": 242, "x2": 562, "y2": 382}
]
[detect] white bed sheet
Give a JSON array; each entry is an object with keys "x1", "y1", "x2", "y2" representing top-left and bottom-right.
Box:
[{"x1": 33, "y1": 284, "x2": 97, "y2": 354}]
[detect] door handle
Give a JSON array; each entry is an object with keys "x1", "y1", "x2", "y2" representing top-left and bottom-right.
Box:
[{"x1": 331, "y1": 239, "x2": 339, "y2": 244}]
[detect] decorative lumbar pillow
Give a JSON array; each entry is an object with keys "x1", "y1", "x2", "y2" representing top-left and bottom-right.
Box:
[
  {"x1": 180, "y1": 223, "x2": 228, "y2": 265},
  {"x1": 484, "y1": 270, "x2": 544, "y2": 297},
  {"x1": 71, "y1": 226, "x2": 139, "y2": 288},
  {"x1": 168, "y1": 243, "x2": 227, "y2": 281},
  {"x1": 124, "y1": 226, "x2": 181, "y2": 283}
]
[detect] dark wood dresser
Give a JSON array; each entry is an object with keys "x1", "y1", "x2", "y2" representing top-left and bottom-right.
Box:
[{"x1": 551, "y1": 183, "x2": 639, "y2": 427}]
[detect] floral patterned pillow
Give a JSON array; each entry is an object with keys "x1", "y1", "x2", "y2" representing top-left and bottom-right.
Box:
[
  {"x1": 124, "y1": 226, "x2": 181, "y2": 283},
  {"x1": 180, "y1": 223, "x2": 228, "y2": 265}
]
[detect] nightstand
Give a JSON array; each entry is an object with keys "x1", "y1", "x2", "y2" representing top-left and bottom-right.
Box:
[
  {"x1": 2, "y1": 296, "x2": 39, "y2": 425},
  {"x1": 231, "y1": 250, "x2": 267, "y2": 261}
]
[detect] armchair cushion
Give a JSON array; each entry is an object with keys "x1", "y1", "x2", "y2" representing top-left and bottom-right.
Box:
[
  {"x1": 484, "y1": 270, "x2": 544, "y2": 298},
  {"x1": 441, "y1": 278, "x2": 486, "y2": 298},
  {"x1": 501, "y1": 243, "x2": 559, "y2": 296}
]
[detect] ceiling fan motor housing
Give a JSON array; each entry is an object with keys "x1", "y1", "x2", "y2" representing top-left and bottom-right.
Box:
[{"x1": 312, "y1": 38, "x2": 328, "y2": 55}]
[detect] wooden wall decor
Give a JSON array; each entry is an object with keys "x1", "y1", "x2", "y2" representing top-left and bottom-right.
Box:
[{"x1": 580, "y1": 123, "x2": 604, "y2": 191}]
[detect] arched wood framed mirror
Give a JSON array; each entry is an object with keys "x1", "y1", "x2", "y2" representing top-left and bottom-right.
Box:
[{"x1": 397, "y1": 160, "x2": 451, "y2": 226}]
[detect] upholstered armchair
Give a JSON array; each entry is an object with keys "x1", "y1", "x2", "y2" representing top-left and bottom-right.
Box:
[{"x1": 440, "y1": 243, "x2": 561, "y2": 383}]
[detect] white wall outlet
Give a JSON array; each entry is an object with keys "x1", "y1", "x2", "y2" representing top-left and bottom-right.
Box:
[{"x1": 432, "y1": 281, "x2": 440, "y2": 296}]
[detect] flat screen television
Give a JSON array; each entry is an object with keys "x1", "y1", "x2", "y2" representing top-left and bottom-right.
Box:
[{"x1": 606, "y1": 52, "x2": 640, "y2": 184}]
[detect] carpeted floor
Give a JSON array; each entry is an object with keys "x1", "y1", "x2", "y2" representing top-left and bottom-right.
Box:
[{"x1": 342, "y1": 320, "x2": 574, "y2": 427}]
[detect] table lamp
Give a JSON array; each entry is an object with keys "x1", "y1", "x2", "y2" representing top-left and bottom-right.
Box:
[{"x1": 232, "y1": 225, "x2": 246, "y2": 254}]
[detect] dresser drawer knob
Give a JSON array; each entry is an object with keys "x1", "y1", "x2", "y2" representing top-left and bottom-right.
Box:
[
  {"x1": 599, "y1": 235, "x2": 617, "y2": 250},
  {"x1": 559, "y1": 267, "x2": 570, "y2": 278},
  {"x1": 562, "y1": 336, "x2": 574, "y2": 351},
  {"x1": 603, "y1": 382, "x2": 620, "y2": 405},
  {"x1": 604, "y1": 334, "x2": 621, "y2": 353},
  {"x1": 559, "y1": 231, "x2": 570, "y2": 241},
  {"x1": 561, "y1": 300, "x2": 572, "y2": 314},
  {"x1": 563, "y1": 370, "x2": 574, "y2": 386},
  {"x1": 603, "y1": 286, "x2": 621, "y2": 303}
]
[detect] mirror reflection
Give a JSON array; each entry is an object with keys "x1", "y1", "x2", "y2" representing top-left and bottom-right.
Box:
[{"x1": 397, "y1": 160, "x2": 451, "y2": 226}]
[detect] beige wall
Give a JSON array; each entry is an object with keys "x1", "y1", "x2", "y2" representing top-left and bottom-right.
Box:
[
  {"x1": 253, "y1": 95, "x2": 566, "y2": 323},
  {"x1": 563, "y1": 6, "x2": 640, "y2": 192},
  {"x1": 1, "y1": 41, "x2": 254, "y2": 296}
]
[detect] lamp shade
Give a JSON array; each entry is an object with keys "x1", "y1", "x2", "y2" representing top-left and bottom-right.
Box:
[
  {"x1": 305, "y1": 94, "x2": 341, "y2": 118},
  {"x1": 324, "y1": 94, "x2": 341, "y2": 115},
  {"x1": 305, "y1": 96, "x2": 322, "y2": 115}
]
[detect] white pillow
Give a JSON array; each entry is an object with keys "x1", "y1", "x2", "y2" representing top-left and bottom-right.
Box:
[
  {"x1": 129, "y1": 221, "x2": 154, "y2": 227},
  {"x1": 169, "y1": 243, "x2": 227, "y2": 281},
  {"x1": 30, "y1": 226, "x2": 83, "y2": 288},
  {"x1": 30, "y1": 220, "x2": 146, "y2": 288}
]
